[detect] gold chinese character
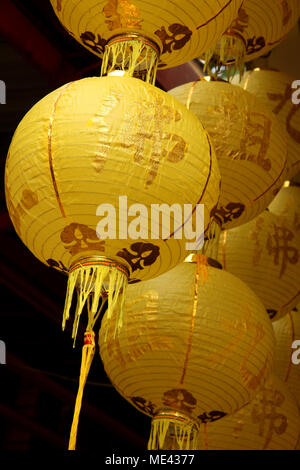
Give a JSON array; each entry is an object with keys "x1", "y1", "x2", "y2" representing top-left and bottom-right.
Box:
[
  {"x1": 266, "y1": 224, "x2": 299, "y2": 278},
  {"x1": 268, "y1": 83, "x2": 300, "y2": 144},
  {"x1": 239, "y1": 112, "x2": 272, "y2": 171},
  {"x1": 252, "y1": 389, "x2": 287, "y2": 449}
]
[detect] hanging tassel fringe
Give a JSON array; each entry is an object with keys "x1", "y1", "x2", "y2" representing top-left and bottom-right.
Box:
[
  {"x1": 148, "y1": 412, "x2": 199, "y2": 450},
  {"x1": 101, "y1": 35, "x2": 159, "y2": 84},
  {"x1": 204, "y1": 33, "x2": 246, "y2": 81},
  {"x1": 63, "y1": 258, "x2": 129, "y2": 346}
]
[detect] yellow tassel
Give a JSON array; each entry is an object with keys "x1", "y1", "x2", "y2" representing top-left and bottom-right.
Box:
[
  {"x1": 203, "y1": 33, "x2": 246, "y2": 81},
  {"x1": 68, "y1": 330, "x2": 95, "y2": 450},
  {"x1": 63, "y1": 259, "x2": 128, "y2": 346}
]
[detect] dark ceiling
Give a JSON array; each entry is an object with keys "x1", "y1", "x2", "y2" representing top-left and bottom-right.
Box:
[{"x1": 0, "y1": 0, "x2": 299, "y2": 453}]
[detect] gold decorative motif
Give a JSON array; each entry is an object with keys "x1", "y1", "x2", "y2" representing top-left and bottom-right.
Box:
[
  {"x1": 246, "y1": 36, "x2": 266, "y2": 55},
  {"x1": 155, "y1": 24, "x2": 192, "y2": 54},
  {"x1": 214, "y1": 202, "x2": 245, "y2": 226},
  {"x1": 103, "y1": 0, "x2": 143, "y2": 31},
  {"x1": 46, "y1": 258, "x2": 68, "y2": 273},
  {"x1": 80, "y1": 31, "x2": 107, "y2": 55},
  {"x1": 268, "y1": 83, "x2": 300, "y2": 144},
  {"x1": 198, "y1": 411, "x2": 227, "y2": 424},
  {"x1": 281, "y1": 0, "x2": 292, "y2": 26},
  {"x1": 57, "y1": 0, "x2": 62, "y2": 11},
  {"x1": 5, "y1": 186, "x2": 38, "y2": 237},
  {"x1": 162, "y1": 389, "x2": 196, "y2": 414},
  {"x1": 240, "y1": 112, "x2": 272, "y2": 171},
  {"x1": 117, "y1": 242, "x2": 160, "y2": 272},
  {"x1": 266, "y1": 223, "x2": 299, "y2": 278},
  {"x1": 60, "y1": 223, "x2": 105, "y2": 256},
  {"x1": 93, "y1": 89, "x2": 187, "y2": 187},
  {"x1": 251, "y1": 388, "x2": 287, "y2": 449},
  {"x1": 229, "y1": 7, "x2": 249, "y2": 34},
  {"x1": 130, "y1": 396, "x2": 157, "y2": 416}
]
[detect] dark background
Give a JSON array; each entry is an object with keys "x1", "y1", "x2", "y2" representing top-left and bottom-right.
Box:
[{"x1": 0, "y1": 0, "x2": 299, "y2": 452}]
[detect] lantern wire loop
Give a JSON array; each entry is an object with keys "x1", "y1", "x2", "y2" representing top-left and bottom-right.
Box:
[
  {"x1": 68, "y1": 330, "x2": 96, "y2": 451},
  {"x1": 63, "y1": 257, "x2": 129, "y2": 346},
  {"x1": 100, "y1": 34, "x2": 160, "y2": 84},
  {"x1": 204, "y1": 32, "x2": 246, "y2": 81},
  {"x1": 148, "y1": 410, "x2": 200, "y2": 450}
]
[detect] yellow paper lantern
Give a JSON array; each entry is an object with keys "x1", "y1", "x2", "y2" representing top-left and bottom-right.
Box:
[
  {"x1": 219, "y1": 210, "x2": 300, "y2": 322},
  {"x1": 273, "y1": 308, "x2": 300, "y2": 408},
  {"x1": 50, "y1": 0, "x2": 243, "y2": 70},
  {"x1": 204, "y1": 0, "x2": 300, "y2": 76},
  {"x1": 241, "y1": 69, "x2": 300, "y2": 178},
  {"x1": 198, "y1": 375, "x2": 300, "y2": 450},
  {"x1": 99, "y1": 255, "x2": 275, "y2": 450},
  {"x1": 269, "y1": 185, "x2": 300, "y2": 233},
  {"x1": 5, "y1": 76, "x2": 220, "y2": 339},
  {"x1": 169, "y1": 80, "x2": 287, "y2": 230}
]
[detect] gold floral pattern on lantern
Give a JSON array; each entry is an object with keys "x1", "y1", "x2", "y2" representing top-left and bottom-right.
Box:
[
  {"x1": 162, "y1": 389, "x2": 196, "y2": 414},
  {"x1": 129, "y1": 396, "x2": 157, "y2": 416},
  {"x1": 154, "y1": 24, "x2": 192, "y2": 54},
  {"x1": 80, "y1": 31, "x2": 107, "y2": 55},
  {"x1": 103, "y1": 0, "x2": 143, "y2": 31},
  {"x1": 214, "y1": 202, "x2": 245, "y2": 226},
  {"x1": 60, "y1": 223, "x2": 105, "y2": 256},
  {"x1": 229, "y1": 6, "x2": 249, "y2": 33},
  {"x1": 117, "y1": 243, "x2": 160, "y2": 273},
  {"x1": 198, "y1": 411, "x2": 227, "y2": 423}
]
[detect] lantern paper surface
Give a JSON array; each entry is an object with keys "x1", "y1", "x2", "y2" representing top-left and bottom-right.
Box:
[
  {"x1": 223, "y1": 0, "x2": 300, "y2": 63},
  {"x1": 219, "y1": 210, "x2": 300, "y2": 321},
  {"x1": 5, "y1": 76, "x2": 220, "y2": 282},
  {"x1": 269, "y1": 186, "x2": 300, "y2": 233},
  {"x1": 273, "y1": 309, "x2": 300, "y2": 408},
  {"x1": 241, "y1": 69, "x2": 300, "y2": 178},
  {"x1": 198, "y1": 375, "x2": 300, "y2": 450},
  {"x1": 169, "y1": 81, "x2": 287, "y2": 229},
  {"x1": 50, "y1": 0, "x2": 243, "y2": 69},
  {"x1": 99, "y1": 259, "x2": 275, "y2": 423}
]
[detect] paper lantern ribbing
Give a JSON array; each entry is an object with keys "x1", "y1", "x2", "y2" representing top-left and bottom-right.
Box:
[
  {"x1": 99, "y1": 256, "x2": 275, "y2": 450},
  {"x1": 219, "y1": 210, "x2": 300, "y2": 322},
  {"x1": 169, "y1": 80, "x2": 287, "y2": 230},
  {"x1": 204, "y1": 0, "x2": 300, "y2": 76},
  {"x1": 269, "y1": 185, "x2": 300, "y2": 232},
  {"x1": 5, "y1": 76, "x2": 220, "y2": 340},
  {"x1": 273, "y1": 309, "x2": 300, "y2": 408},
  {"x1": 197, "y1": 375, "x2": 300, "y2": 450},
  {"x1": 50, "y1": 0, "x2": 243, "y2": 70},
  {"x1": 240, "y1": 70, "x2": 300, "y2": 178}
]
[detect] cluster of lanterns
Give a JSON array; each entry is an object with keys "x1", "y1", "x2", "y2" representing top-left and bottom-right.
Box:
[{"x1": 4, "y1": 0, "x2": 300, "y2": 451}]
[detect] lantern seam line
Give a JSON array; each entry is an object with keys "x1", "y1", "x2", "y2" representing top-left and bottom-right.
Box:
[
  {"x1": 196, "y1": 0, "x2": 234, "y2": 30},
  {"x1": 48, "y1": 82, "x2": 73, "y2": 219}
]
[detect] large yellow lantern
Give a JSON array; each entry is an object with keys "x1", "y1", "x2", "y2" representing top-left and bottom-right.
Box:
[
  {"x1": 273, "y1": 308, "x2": 300, "y2": 408},
  {"x1": 99, "y1": 255, "x2": 275, "y2": 450},
  {"x1": 203, "y1": 0, "x2": 300, "y2": 77},
  {"x1": 169, "y1": 80, "x2": 287, "y2": 230},
  {"x1": 50, "y1": 0, "x2": 243, "y2": 71},
  {"x1": 219, "y1": 210, "x2": 300, "y2": 322},
  {"x1": 269, "y1": 185, "x2": 300, "y2": 232},
  {"x1": 5, "y1": 75, "x2": 220, "y2": 340},
  {"x1": 241, "y1": 70, "x2": 300, "y2": 178},
  {"x1": 198, "y1": 375, "x2": 300, "y2": 450}
]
